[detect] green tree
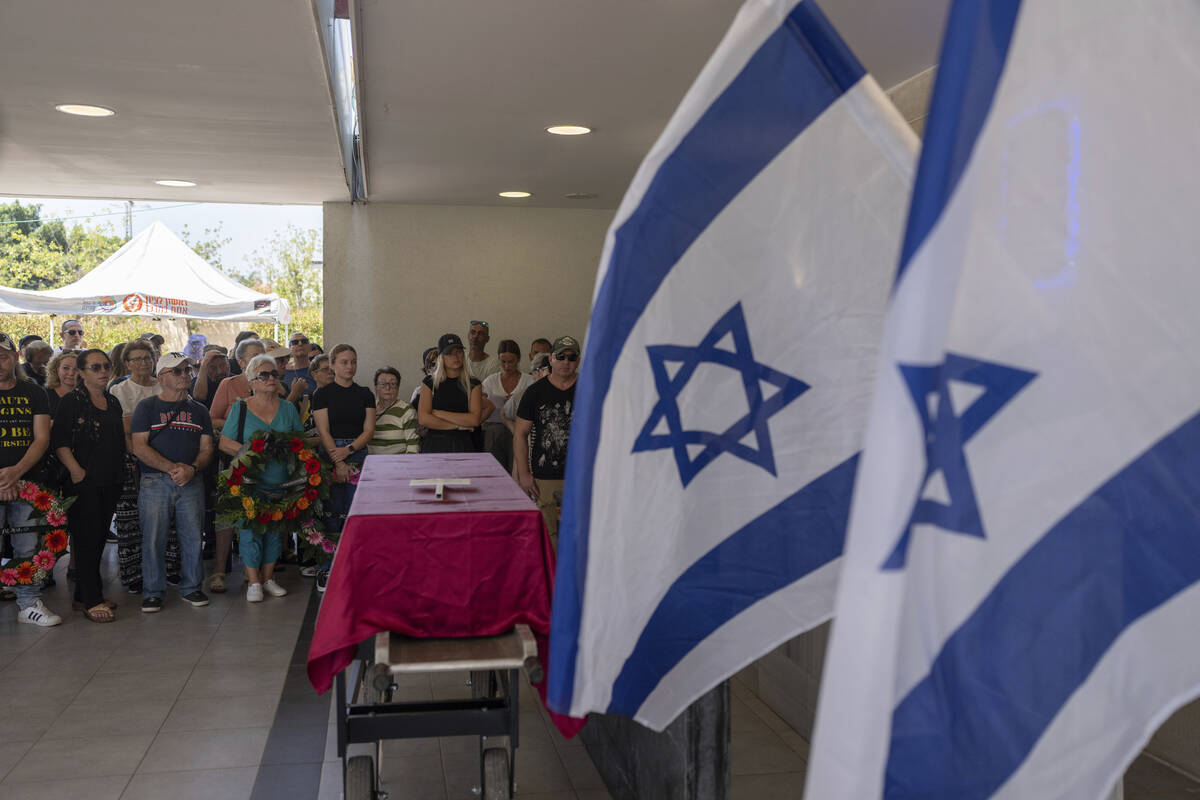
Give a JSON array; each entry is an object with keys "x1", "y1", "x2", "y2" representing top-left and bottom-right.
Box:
[
  {"x1": 244, "y1": 225, "x2": 322, "y2": 309},
  {"x1": 180, "y1": 222, "x2": 232, "y2": 270},
  {"x1": 0, "y1": 203, "x2": 124, "y2": 290}
]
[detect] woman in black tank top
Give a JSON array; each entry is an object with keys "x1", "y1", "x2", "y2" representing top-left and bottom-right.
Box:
[{"x1": 418, "y1": 333, "x2": 483, "y2": 453}]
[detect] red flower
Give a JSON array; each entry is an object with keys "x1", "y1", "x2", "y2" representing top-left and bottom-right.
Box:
[
  {"x1": 290, "y1": 438, "x2": 303, "y2": 453},
  {"x1": 284, "y1": 508, "x2": 299, "y2": 519},
  {"x1": 45, "y1": 529, "x2": 68, "y2": 553},
  {"x1": 227, "y1": 473, "x2": 243, "y2": 486},
  {"x1": 304, "y1": 459, "x2": 321, "y2": 475},
  {"x1": 304, "y1": 487, "x2": 318, "y2": 500},
  {"x1": 32, "y1": 492, "x2": 52, "y2": 511},
  {"x1": 16, "y1": 563, "x2": 35, "y2": 584},
  {"x1": 250, "y1": 439, "x2": 267, "y2": 454},
  {"x1": 257, "y1": 512, "x2": 271, "y2": 523},
  {"x1": 232, "y1": 464, "x2": 247, "y2": 476}
]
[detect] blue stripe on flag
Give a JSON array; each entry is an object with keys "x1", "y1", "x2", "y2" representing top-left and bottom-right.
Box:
[
  {"x1": 550, "y1": 0, "x2": 866, "y2": 713},
  {"x1": 894, "y1": 0, "x2": 1023, "y2": 284},
  {"x1": 606, "y1": 453, "x2": 859, "y2": 716},
  {"x1": 884, "y1": 410, "x2": 1200, "y2": 799}
]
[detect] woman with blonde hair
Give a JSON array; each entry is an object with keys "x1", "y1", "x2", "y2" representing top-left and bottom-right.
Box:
[
  {"x1": 418, "y1": 333, "x2": 483, "y2": 453},
  {"x1": 44, "y1": 351, "x2": 78, "y2": 416}
]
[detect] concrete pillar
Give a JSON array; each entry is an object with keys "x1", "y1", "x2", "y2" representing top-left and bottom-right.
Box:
[{"x1": 581, "y1": 681, "x2": 730, "y2": 800}]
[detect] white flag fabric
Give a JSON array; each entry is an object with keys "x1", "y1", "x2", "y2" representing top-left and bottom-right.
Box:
[
  {"x1": 547, "y1": 0, "x2": 917, "y2": 729},
  {"x1": 807, "y1": 1, "x2": 1200, "y2": 798}
]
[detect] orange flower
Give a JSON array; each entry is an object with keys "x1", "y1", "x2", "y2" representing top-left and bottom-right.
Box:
[
  {"x1": 308, "y1": 475, "x2": 321, "y2": 486},
  {"x1": 16, "y1": 563, "x2": 35, "y2": 584},
  {"x1": 296, "y1": 497, "x2": 310, "y2": 510},
  {"x1": 298, "y1": 448, "x2": 313, "y2": 461},
  {"x1": 229, "y1": 485, "x2": 241, "y2": 496},
  {"x1": 45, "y1": 529, "x2": 68, "y2": 553},
  {"x1": 32, "y1": 492, "x2": 52, "y2": 511},
  {"x1": 245, "y1": 508, "x2": 255, "y2": 518},
  {"x1": 270, "y1": 510, "x2": 283, "y2": 521}
]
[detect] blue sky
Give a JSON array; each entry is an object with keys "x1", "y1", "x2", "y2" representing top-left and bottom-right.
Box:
[{"x1": 0, "y1": 196, "x2": 321, "y2": 275}]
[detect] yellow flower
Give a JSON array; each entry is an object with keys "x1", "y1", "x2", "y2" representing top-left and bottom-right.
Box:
[
  {"x1": 244, "y1": 509, "x2": 255, "y2": 518},
  {"x1": 242, "y1": 497, "x2": 254, "y2": 510},
  {"x1": 229, "y1": 485, "x2": 241, "y2": 496}
]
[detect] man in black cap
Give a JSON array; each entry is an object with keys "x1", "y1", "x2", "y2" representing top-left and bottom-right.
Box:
[{"x1": 514, "y1": 335, "x2": 580, "y2": 547}]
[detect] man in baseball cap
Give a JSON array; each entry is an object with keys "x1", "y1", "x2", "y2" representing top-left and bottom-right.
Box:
[{"x1": 129, "y1": 352, "x2": 214, "y2": 613}]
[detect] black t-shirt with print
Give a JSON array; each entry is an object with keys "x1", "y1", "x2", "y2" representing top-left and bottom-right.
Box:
[
  {"x1": 0, "y1": 380, "x2": 50, "y2": 474},
  {"x1": 516, "y1": 377, "x2": 576, "y2": 480}
]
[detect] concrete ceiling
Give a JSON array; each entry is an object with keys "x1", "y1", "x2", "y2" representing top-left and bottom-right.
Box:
[{"x1": 0, "y1": 0, "x2": 947, "y2": 209}]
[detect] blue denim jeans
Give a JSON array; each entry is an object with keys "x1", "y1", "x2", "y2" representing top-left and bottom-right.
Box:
[
  {"x1": 139, "y1": 473, "x2": 205, "y2": 598},
  {"x1": 2, "y1": 500, "x2": 42, "y2": 610}
]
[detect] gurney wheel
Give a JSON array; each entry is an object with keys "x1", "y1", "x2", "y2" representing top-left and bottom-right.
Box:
[
  {"x1": 482, "y1": 746, "x2": 510, "y2": 800},
  {"x1": 345, "y1": 755, "x2": 376, "y2": 800}
]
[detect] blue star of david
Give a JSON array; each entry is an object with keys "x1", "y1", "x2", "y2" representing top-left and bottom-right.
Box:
[
  {"x1": 880, "y1": 352, "x2": 1037, "y2": 571},
  {"x1": 632, "y1": 303, "x2": 810, "y2": 487}
]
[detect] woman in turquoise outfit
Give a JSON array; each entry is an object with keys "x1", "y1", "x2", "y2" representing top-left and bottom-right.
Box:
[{"x1": 218, "y1": 354, "x2": 302, "y2": 603}]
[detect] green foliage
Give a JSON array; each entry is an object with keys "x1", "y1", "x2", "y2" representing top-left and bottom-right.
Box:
[
  {"x1": 180, "y1": 222, "x2": 232, "y2": 271},
  {"x1": 244, "y1": 224, "x2": 322, "y2": 310},
  {"x1": 0, "y1": 202, "x2": 125, "y2": 290}
]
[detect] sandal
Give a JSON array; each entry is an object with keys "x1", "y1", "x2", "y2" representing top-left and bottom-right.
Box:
[
  {"x1": 83, "y1": 604, "x2": 115, "y2": 623},
  {"x1": 208, "y1": 573, "x2": 226, "y2": 593},
  {"x1": 72, "y1": 598, "x2": 118, "y2": 610}
]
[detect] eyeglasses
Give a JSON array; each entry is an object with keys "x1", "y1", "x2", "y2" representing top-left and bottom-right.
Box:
[
  {"x1": 376, "y1": 381, "x2": 399, "y2": 389},
  {"x1": 127, "y1": 356, "x2": 153, "y2": 364},
  {"x1": 254, "y1": 371, "x2": 280, "y2": 381},
  {"x1": 470, "y1": 320, "x2": 489, "y2": 328},
  {"x1": 290, "y1": 338, "x2": 309, "y2": 345},
  {"x1": 85, "y1": 362, "x2": 111, "y2": 373},
  {"x1": 160, "y1": 367, "x2": 186, "y2": 377},
  {"x1": 554, "y1": 352, "x2": 578, "y2": 362}
]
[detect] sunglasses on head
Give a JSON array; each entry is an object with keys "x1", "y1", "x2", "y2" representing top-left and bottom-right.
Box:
[
  {"x1": 470, "y1": 320, "x2": 488, "y2": 328},
  {"x1": 290, "y1": 338, "x2": 309, "y2": 345},
  {"x1": 85, "y1": 362, "x2": 111, "y2": 373},
  {"x1": 554, "y1": 352, "x2": 578, "y2": 362},
  {"x1": 255, "y1": 370, "x2": 280, "y2": 381}
]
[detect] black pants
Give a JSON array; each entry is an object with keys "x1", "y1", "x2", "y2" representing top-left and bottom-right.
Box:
[
  {"x1": 69, "y1": 482, "x2": 122, "y2": 608},
  {"x1": 421, "y1": 429, "x2": 476, "y2": 453}
]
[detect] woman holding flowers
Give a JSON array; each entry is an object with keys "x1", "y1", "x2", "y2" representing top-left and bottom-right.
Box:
[
  {"x1": 53, "y1": 348, "x2": 126, "y2": 622},
  {"x1": 218, "y1": 354, "x2": 302, "y2": 603}
]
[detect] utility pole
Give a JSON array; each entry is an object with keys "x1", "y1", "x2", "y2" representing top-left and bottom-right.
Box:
[{"x1": 125, "y1": 200, "x2": 133, "y2": 239}]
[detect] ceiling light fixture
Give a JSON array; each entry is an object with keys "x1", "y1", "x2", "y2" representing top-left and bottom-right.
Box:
[
  {"x1": 154, "y1": 179, "x2": 197, "y2": 187},
  {"x1": 55, "y1": 103, "x2": 116, "y2": 117},
  {"x1": 498, "y1": 191, "x2": 532, "y2": 198},
  {"x1": 546, "y1": 125, "x2": 591, "y2": 136}
]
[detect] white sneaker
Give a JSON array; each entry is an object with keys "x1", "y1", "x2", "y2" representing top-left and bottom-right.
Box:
[
  {"x1": 18, "y1": 600, "x2": 62, "y2": 627},
  {"x1": 246, "y1": 583, "x2": 264, "y2": 603},
  {"x1": 262, "y1": 579, "x2": 288, "y2": 598}
]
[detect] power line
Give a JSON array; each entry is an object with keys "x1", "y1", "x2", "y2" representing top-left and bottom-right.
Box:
[{"x1": 0, "y1": 202, "x2": 205, "y2": 227}]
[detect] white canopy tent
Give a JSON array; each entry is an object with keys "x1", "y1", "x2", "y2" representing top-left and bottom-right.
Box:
[{"x1": 0, "y1": 221, "x2": 289, "y2": 345}]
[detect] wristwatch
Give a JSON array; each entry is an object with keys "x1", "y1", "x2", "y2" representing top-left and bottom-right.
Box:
[{"x1": 347, "y1": 443, "x2": 356, "y2": 453}]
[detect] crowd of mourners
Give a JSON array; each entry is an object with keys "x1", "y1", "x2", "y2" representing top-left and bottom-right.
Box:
[{"x1": 0, "y1": 318, "x2": 581, "y2": 625}]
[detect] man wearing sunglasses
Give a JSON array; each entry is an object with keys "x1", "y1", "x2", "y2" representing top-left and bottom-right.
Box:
[
  {"x1": 284, "y1": 333, "x2": 317, "y2": 394},
  {"x1": 54, "y1": 319, "x2": 85, "y2": 354},
  {"x1": 130, "y1": 353, "x2": 214, "y2": 612},
  {"x1": 514, "y1": 335, "x2": 580, "y2": 547},
  {"x1": 466, "y1": 320, "x2": 500, "y2": 383}
]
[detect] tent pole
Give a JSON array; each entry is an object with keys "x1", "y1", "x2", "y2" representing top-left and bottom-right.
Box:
[
  {"x1": 48, "y1": 315, "x2": 54, "y2": 347},
  {"x1": 274, "y1": 322, "x2": 279, "y2": 341}
]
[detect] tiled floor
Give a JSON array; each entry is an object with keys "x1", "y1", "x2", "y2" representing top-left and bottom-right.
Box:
[{"x1": 6, "y1": 543, "x2": 1197, "y2": 800}]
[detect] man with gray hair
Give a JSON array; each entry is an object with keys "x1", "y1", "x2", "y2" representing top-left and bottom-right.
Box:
[
  {"x1": 209, "y1": 337, "x2": 266, "y2": 433},
  {"x1": 18, "y1": 340, "x2": 53, "y2": 387},
  {"x1": 53, "y1": 319, "x2": 85, "y2": 353}
]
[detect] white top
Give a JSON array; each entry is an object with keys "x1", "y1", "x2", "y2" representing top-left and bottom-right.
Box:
[
  {"x1": 502, "y1": 373, "x2": 536, "y2": 421},
  {"x1": 110, "y1": 378, "x2": 161, "y2": 417},
  {"x1": 465, "y1": 354, "x2": 500, "y2": 383},
  {"x1": 481, "y1": 371, "x2": 525, "y2": 425}
]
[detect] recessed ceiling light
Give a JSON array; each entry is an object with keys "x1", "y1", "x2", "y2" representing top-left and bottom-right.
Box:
[
  {"x1": 498, "y1": 191, "x2": 532, "y2": 198},
  {"x1": 546, "y1": 125, "x2": 591, "y2": 136},
  {"x1": 55, "y1": 103, "x2": 116, "y2": 117},
  {"x1": 155, "y1": 179, "x2": 197, "y2": 187}
]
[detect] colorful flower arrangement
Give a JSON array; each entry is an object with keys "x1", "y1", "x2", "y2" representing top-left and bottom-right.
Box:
[
  {"x1": 215, "y1": 431, "x2": 334, "y2": 540},
  {"x1": 0, "y1": 480, "x2": 74, "y2": 587}
]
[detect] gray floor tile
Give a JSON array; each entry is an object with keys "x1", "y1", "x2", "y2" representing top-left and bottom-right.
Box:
[
  {"x1": 512, "y1": 747, "x2": 574, "y2": 795},
  {"x1": 74, "y1": 668, "x2": 192, "y2": 703},
  {"x1": 41, "y1": 697, "x2": 174, "y2": 741},
  {"x1": 576, "y1": 792, "x2": 614, "y2": 800},
  {"x1": 196, "y1": 643, "x2": 297, "y2": 668},
  {"x1": 98, "y1": 643, "x2": 207, "y2": 674},
  {"x1": 0, "y1": 740, "x2": 35, "y2": 781},
  {"x1": 252, "y1": 762, "x2": 323, "y2": 800},
  {"x1": 260, "y1": 723, "x2": 329, "y2": 765},
  {"x1": 179, "y1": 665, "x2": 287, "y2": 699},
  {"x1": 317, "y1": 760, "x2": 343, "y2": 800},
  {"x1": 0, "y1": 774, "x2": 130, "y2": 800},
  {"x1": 161, "y1": 694, "x2": 280, "y2": 732},
  {"x1": 4, "y1": 732, "x2": 154, "y2": 783},
  {"x1": 558, "y1": 745, "x2": 606, "y2": 792},
  {"x1": 136, "y1": 726, "x2": 270, "y2": 774},
  {"x1": 122, "y1": 765, "x2": 257, "y2": 800},
  {"x1": 0, "y1": 698, "x2": 72, "y2": 738},
  {"x1": 730, "y1": 729, "x2": 807, "y2": 776},
  {"x1": 441, "y1": 751, "x2": 482, "y2": 799},
  {"x1": 2, "y1": 642, "x2": 117, "y2": 672},
  {"x1": 731, "y1": 770, "x2": 806, "y2": 800},
  {"x1": 380, "y1": 753, "x2": 451, "y2": 800}
]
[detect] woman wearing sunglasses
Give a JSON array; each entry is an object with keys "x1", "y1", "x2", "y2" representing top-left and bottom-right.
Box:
[
  {"x1": 418, "y1": 333, "x2": 484, "y2": 453},
  {"x1": 52, "y1": 349, "x2": 127, "y2": 622},
  {"x1": 218, "y1": 355, "x2": 302, "y2": 602}
]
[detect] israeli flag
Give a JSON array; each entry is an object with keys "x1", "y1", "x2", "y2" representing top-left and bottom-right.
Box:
[
  {"x1": 548, "y1": 0, "x2": 917, "y2": 729},
  {"x1": 807, "y1": 1, "x2": 1200, "y2": 798}
]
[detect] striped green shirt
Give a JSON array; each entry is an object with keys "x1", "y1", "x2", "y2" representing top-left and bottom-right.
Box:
[{"x1": 368, "y1": 400, "x2": 420, "y2": 454}]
